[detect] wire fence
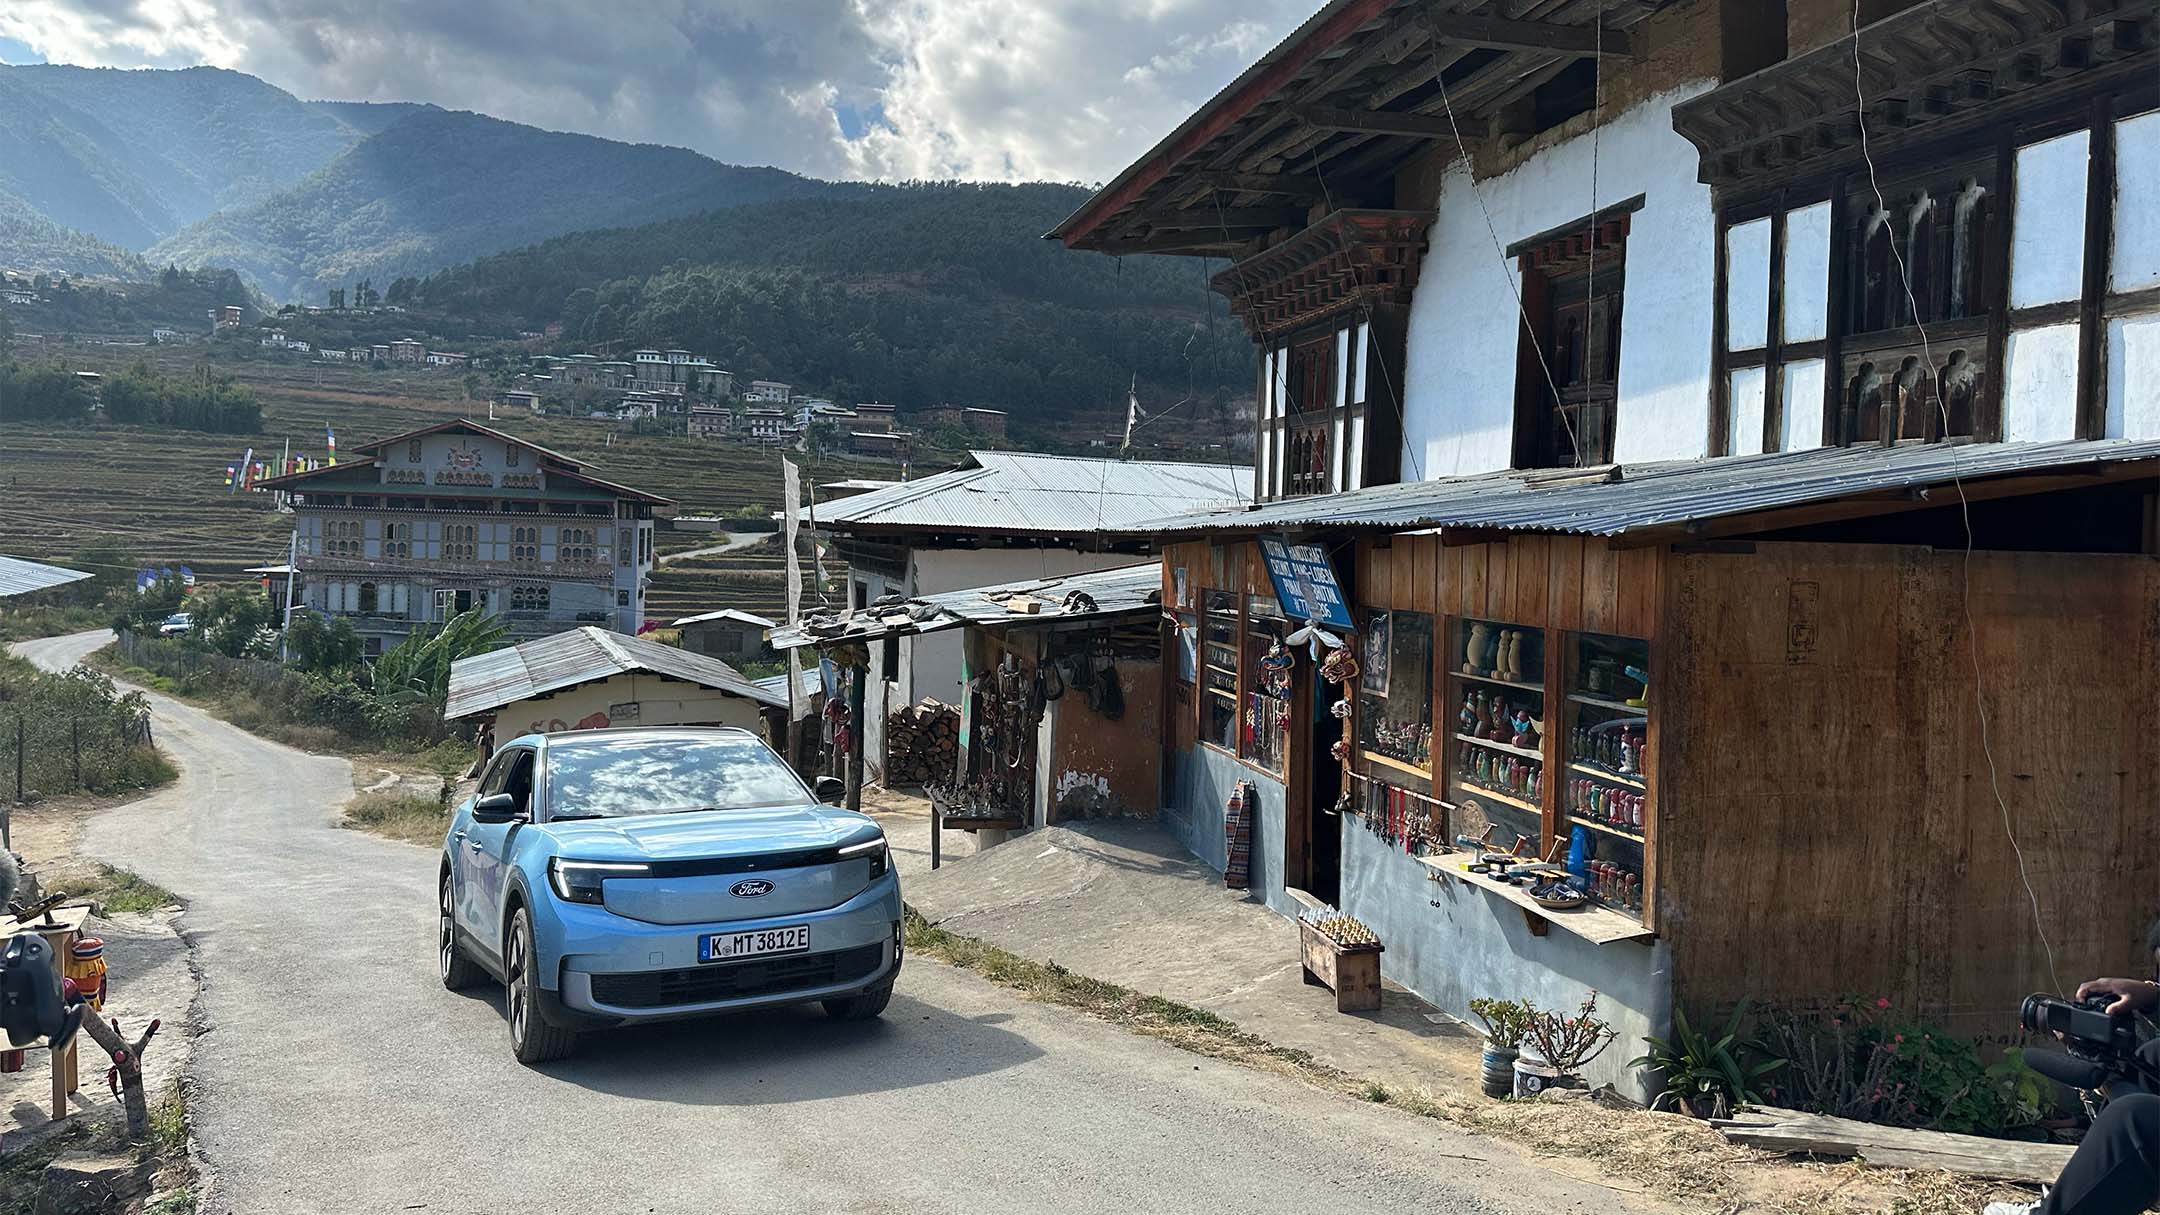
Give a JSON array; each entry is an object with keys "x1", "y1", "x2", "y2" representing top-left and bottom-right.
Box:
[{"x1": 114, "y1": 630, "x2": 283, "y2": 692}]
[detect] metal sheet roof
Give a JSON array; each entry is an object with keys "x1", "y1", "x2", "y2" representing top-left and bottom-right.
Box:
[
  {"x1": 752, "y1": 668, "x2": 823, "y2": 701},
  {"x1": 672, "y1": 608, "x2": 779, "y2": 629},
  {"x1": 0, "y1": 555, "x2": 93, "y2": 598},
  {"x1": 445, "y1": 626, "x2": 785, "y2": 720},
  {"x1": 1137, "y1": 439, "x2": 2160, "y2": 539},
  {"x1": 772, "y1": 562, "x2": 1162, "y2": 652},
  {"x1": 812, "y1": 451, "x2": 1248, "y2": 536}
]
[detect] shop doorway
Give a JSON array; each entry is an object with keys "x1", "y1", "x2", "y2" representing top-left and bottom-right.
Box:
[{"x1": 1304, "y1": 664, "x2": 1342, "y2": 905}]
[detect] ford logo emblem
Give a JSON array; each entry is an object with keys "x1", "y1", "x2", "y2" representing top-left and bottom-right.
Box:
[{"x1": 731, "y1": 879, "x2": 775, "y2": 898}]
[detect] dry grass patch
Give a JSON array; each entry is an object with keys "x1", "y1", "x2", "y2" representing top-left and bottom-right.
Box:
[
  {"x1": 903, "y1": 910, "x2": 2030, "y2": 1215},
  {"x1": 341, "y1": 790, "x2": 450, "y2": 847}
]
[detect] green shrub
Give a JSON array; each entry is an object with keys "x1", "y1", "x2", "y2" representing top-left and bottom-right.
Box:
[
  {"x1": 1630, "y1": 1003, "x2": 1786, "y2": 1119},
  {"x1": 1759, "y1": 997, "x2": 2045, "y2": 1136}
]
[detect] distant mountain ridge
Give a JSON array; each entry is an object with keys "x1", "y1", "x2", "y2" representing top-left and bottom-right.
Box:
[{"x1": 146, "y1": 107, "x2": 837, "y2": 300}]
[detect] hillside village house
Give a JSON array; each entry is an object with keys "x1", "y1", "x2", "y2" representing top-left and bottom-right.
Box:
[
  {"x1": 255, "y1": 419, "x2": 668, "y2": 654},
  {"x1": 813, "y1": 451, "x2": 1247, "y2": 781},
  {"x1": 388, "y1": 337, "x2": 425, "y2": 362},
  {"x1": 688, "y1": 402, "x2": 732, "y2": 438},
  {"x1": 745, "y1": 380, "x2": 793, "y2": 404},
  {"x1": 1053, "y1": 0, "x2": 2160, "y2": 1099},
  {"x1": 745, "y1": 407, "x2": 788, "y2": 441}
]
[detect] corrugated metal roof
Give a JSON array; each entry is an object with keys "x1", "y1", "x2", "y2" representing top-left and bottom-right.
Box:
[
  {"x1": 0, "y1": 555, "x2": 93, "y2": 598},
  {"x1": 752, "y1": 668, "x2": 823, "y2": 701},
  {"x1": 445, "y1": 626, "x2": 785, "y2": 720},
  {"x1": 813, "y1": 451, "x2": 1248, "y2": 535},
  {"x1": 1138, "y1": 439, "x2": 2160, "y2": 539},
  {"x1": 672, "y1": 608, "x2": 778, "y2": 629},
  {"x1": 772, "y1": 562, "x2": 1162, "y2": 651}
]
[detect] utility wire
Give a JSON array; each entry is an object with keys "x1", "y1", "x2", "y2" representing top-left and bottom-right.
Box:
[{"x1": 1849, "y1": 0, "x2": 2060, "y2": 996}]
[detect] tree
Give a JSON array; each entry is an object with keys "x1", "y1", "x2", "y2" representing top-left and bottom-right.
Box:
[
  {"x1": 354, "y1": 278, "x2": 378, "y2": 309},
  {"x1": 462, "y1": 371, "x2": 483, "y2": 401},
  {"x1": 286, "y1": 611, "x2": 362, "y2": 673},
  {"x1": 191, "y1": 585, "x2": 275, "y2": 658},
  {"x1": 329, "y1": 287, "x2": 346, "y2": 311}
]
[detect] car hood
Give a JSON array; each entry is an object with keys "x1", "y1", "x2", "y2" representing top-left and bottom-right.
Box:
[{"x1": 538, "y1": 804, "x2": 877, "y2": 861}]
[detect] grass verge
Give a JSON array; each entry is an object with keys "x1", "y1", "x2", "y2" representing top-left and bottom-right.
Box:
[
  {"x1": 0, "y1": 1081, "x2": 195, "y2": 1215},
  {"x1": 341, "y1": 791, "x2": 450, "y2": 847},
  {"x1": 902, "y1": 909, "x2": 2015, "y2": 1215}
]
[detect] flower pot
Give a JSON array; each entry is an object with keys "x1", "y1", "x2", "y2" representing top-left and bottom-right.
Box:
[
  {"x1": 1480, "y1": 1045, "x2": 1518, "y2": 1098},
  {"x1": 1512, "y1": 1054, "x2": 1561, "y2": 1099}
]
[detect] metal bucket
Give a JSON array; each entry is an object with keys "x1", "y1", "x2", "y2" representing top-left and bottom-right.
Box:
[
  {"x1": 1480, "y1": 1046, "x2": 1518, "y2": 1098},
  {"x1": 1512, "y1": 1055, "x2": 1561, "y2": 1099}
]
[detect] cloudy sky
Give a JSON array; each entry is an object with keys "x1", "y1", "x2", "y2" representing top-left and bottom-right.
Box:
[{"x1": 0, "y1": 0, "x2": 1313, "y2": 183}]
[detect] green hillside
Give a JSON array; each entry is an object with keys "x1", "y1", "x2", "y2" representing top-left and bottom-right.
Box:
[
  {"x1": 147, "y1": 108, "x2": 836, "y2": 301},
  {"x1": 417, "y1": 182, "x2": 1252, "y2": 421},
  {"x1": 0, "y1": 189, "x2": 148, "y2": 278},
  {"x1": 0, "y1": 64, "x2": 360, "y2": 249}
]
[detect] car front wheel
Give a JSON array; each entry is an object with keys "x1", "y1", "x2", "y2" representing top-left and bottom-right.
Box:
[
  {"x1": 505, "y1": 906, "x2": 577, "y2": 1064},
  {"x1": 822, "y1": 982, "x2": 893, "y2": 1022},
  {"x1": 439, "y1": 872, "x2": 482, "y2": 991}
]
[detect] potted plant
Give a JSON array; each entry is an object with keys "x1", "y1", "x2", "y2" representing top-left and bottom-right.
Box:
[
  {"x1": 1469, "y1": 997, "x2": 1531, "y2": 1098},
  {"x1": 1629, "y1": 1003, "x2": 1786, "y2": 1119},
  {"x1": 1519, "y1": 991, "x2": 1619, "y2": 1095}
]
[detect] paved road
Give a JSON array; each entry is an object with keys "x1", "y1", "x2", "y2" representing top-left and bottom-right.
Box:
[{"x1": 17, "y1": 630, "x2": 1676, "y2": 1215}]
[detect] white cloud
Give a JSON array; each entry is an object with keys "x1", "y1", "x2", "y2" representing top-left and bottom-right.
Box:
[{"x1": 0, "y1": 0, "x2": 1309, "y2": 183}]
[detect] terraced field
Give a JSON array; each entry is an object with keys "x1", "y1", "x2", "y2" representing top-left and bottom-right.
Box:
[{"x1": 0, "y1": 348, "x2": 880, "y2": 614}]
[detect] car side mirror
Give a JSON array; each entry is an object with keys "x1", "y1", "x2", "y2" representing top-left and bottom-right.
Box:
[
  {"x1": 472, "y1": 792, "x2": 524, "y2": 824},
  {"x1": 813, "y1": 776, "x2": 845, "y2": 805}
]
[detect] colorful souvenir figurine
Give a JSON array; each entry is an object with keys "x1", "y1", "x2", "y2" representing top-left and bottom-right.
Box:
[{"x1": 1509, "y1": 707, "x2": 1538, "y2": 749}]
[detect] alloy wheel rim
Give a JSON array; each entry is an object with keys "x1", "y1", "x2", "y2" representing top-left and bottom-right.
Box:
[
  {"x1": 507, "y1": 922, "x2": 528, "y2": 1045},
  {"x1": 438, "y1": 882, "x2": 454, "y2": 978}
]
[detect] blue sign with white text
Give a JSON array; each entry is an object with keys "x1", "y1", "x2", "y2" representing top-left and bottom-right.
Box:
[{"x1": 1257, "y1": 537, "x2": 1352, "y2": 629}]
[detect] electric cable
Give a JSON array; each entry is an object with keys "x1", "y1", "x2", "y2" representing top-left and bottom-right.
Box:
[{"x1": 1849, "y1": 0, "x2": 2060, "y2": 996}]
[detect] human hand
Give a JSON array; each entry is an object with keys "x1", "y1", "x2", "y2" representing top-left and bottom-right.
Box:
[{"x1": 2075, "y1": 977, "x2": 2160, "y2": 1016}]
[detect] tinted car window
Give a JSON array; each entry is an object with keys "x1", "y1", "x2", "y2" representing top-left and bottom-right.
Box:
[{"x1": 545, "y1": 735, "x2": 808, "y2": 818}]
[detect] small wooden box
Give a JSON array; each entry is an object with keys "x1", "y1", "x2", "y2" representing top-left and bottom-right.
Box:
[{"x1": 1298, "y1": 919, "x2": 1383, "y2": 1013}]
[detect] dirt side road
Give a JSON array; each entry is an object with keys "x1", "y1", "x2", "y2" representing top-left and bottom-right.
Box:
[{"x1": 14, "y1": 630, "x2": 1683, "y2": 1215}]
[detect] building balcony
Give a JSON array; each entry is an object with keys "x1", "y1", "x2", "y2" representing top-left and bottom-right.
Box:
[{"x1": 297, "y1": 555, "x2": 619, "y2": 582}]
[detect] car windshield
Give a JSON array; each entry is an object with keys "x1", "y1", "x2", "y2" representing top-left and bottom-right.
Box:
[{"x1": 544, "y1": 734, "x2": 808, "y2": 818}]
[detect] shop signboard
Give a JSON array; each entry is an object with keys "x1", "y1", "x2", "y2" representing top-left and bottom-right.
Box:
[{"x1": 1257, "y1": 536, "x2": 1352, "y2": 630}]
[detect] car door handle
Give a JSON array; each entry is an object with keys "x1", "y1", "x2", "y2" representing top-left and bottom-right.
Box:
[
  {"x1": 453, "y1": 830, "x2": 468, "y2": 842},
  {"x1": 467, "y1": 839, "x2": 483, "y2": 852}
]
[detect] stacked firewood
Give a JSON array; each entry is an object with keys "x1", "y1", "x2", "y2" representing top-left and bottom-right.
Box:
[{"x1": 885, "y1": 698, "x2": 960, "y2": 786}]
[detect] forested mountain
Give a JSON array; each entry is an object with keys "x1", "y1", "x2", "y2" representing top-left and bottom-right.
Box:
[
  {"x1": 147, "y1": 109, "x2": 836, "y2": 301},
  {"x1": 418, "y1": 183, "x2": 1252, "y2": 422},
  {"x1": 0, "y1": 64, "x2": 361, "y2": 251},
  {"x1": 0, "y1": 191, "x2": 148, "y2": 279}
]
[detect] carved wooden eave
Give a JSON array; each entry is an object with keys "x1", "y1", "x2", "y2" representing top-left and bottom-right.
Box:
[
  {"x1": 1210, "y1": 209, "x2": 1436, "y2": 340},
  {"x1": 1671, "y1": 0, "x2": 2159, "y2": 190}
]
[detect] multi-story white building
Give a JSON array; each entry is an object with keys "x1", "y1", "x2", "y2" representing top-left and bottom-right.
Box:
[
  {"x1": 257, "y1": 419, "x2": 669, "y2": 653},
  {"x1": 745, "y1": 380, "x2": 793, "y2": 404}
]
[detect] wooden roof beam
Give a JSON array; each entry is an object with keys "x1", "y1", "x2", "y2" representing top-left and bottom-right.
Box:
[
  {"x1": 1193, "y1": 171, "x2": 1329, "y2": 199},
  {"x1": 1427, "y1": 11, "x2": 1632, "y2": 58},
  {"x1": 1133, "y1": 206, "x2": 1308, "y2": 232},
  {"x1": 1300, "y1": 106, "x2": 1461, "y2": 139}
]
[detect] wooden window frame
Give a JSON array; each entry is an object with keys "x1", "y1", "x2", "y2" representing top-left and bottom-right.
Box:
[{"x1": 1509, "y1": 201, "x2": 1641, "y2": 470}]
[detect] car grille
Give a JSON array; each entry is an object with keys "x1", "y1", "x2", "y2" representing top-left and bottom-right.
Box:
[{"x1": 589, "y1": 943, "x2": 886, "y2": 1010}]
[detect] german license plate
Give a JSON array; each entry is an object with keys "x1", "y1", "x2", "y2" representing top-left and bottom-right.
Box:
[{"x1": 700, "y1": 924, "x2": 810, "y2": 963}]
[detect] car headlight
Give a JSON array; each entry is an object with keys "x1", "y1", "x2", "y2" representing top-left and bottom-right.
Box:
[
  {"x1": 838, "y1": 833, "x2": 889, "y2": 881},
  {"x1": 548, "y1": 858, "x2": 650, "y2": 904}
]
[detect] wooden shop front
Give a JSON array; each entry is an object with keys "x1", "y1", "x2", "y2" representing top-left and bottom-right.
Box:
[{"x1": 1159, "y1": 453, "x2": 2160, "y2": 1099}]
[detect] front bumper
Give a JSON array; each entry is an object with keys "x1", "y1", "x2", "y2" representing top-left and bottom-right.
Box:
[{"x1": 535, "y1": 872, "x2": 903, "y2": 1025}]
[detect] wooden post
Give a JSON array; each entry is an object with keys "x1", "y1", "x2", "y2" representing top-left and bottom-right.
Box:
[
  {"x1": 846, "y1": 659, "x2": 866, "y2": 813},
  {"x1": 13, "y1": 716, "x2": 22, "y2": 806},
  {"x1": 71, "y1": 718, "x2": 81, "y2": 790}
]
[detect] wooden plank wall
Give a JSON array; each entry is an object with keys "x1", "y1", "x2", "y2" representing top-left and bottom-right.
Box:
[
  {"x1": 1660, "y1": 541, "x2": 2160, "y2": 1038},
  {"x1": 1357, "y1": 533, "x2": 1659, "y2": 640}
]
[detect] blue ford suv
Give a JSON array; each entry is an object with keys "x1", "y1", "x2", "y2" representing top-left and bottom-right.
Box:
[{"x1": 438, "y1": 726, "x2": 902, "y2": 1063}]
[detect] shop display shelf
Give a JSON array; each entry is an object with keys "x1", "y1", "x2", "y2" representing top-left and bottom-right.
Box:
[
  {"x1": 1567, "y1": 690, "x2": 1645, "y2": 714},
  {"x1": 1458, "y1": 782, "x2": 1542, "y2": 816},
  {"x1": 1416, "y1": 855, "x2": 1652, "y2": 944},
  {"x1": 1568, "y1": 761, "x2": 1645, "y2": 790},
  {"x1": 1452, "y1": 732, "x2": 1543, "y2": 761},
  {"x1": 1363, "y1": 751, "x2": 1432, "y2": 780},
  {"x1": 1568, "y1": 813, "x2": 1644, "y2": 842},
  {"x1": 1457, "y1": 671, "x2": 1545, "y2": 694}
]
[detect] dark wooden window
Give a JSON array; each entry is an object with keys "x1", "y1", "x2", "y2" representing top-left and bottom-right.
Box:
[
  {"x1": 1516, "y1": 214, "x2": 1629, "y2": 469},
  {"x1": 1836, "y1": 157, "x2": 1998, "y2": 445}
]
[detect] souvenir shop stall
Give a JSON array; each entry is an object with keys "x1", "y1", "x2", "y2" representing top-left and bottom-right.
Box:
[{"x1": 1164, "y1": 506, "x2": 2160, "y2": 1102}]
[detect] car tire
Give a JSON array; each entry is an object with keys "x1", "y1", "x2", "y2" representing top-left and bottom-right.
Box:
[
  {"x1": 505, "y1": 906, "x2": 577, "y2": 1064},
  {"x1": 822, "y1": 982, "x2": 894, "y2": 1022},
  {"x1": 439, "y1": 872, "x2": 483, "y2": 991}
]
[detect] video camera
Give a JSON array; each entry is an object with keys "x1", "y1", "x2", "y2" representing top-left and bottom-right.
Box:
[
  {"x1": 0, "y1": 850, "x2": 84, "y2": 1052},
  {"x1": 2019, "y1": 992, "x2": 2159, "y2": 1097}
]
